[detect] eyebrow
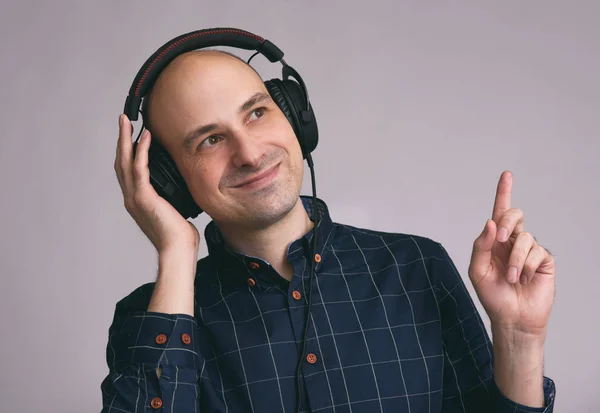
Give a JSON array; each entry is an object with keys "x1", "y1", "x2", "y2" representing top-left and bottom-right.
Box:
[{"x1": 182, "y1": 92, "x2": 273, "y2": 150}]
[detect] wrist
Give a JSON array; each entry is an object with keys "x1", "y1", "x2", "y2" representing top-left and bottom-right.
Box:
[
  {"x1": 158, "y1": 247, "x2": 198, "y2": 270},
  {"x1": 491, "y1": 323, "x2": 547, "y2": 352},
  {"x1": 492, "y1": 324, "x2": 546, "y2": 407},
  {"x1": 149, "y1": 252, "x2": 197, "y2": 315},
  {"x1": 155, "y1": 248, "x2": 198, "y2": 290},
  {"x1": 493, "y1": 333, "x2": 545, "y2": 380}
]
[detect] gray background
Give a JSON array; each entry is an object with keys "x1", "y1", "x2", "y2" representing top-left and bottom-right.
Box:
[{"x1": 1, "y1": 1, "x2": 598, "y2": 412}]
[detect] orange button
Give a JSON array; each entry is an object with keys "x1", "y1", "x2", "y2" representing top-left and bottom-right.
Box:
[
  {"x1": 249, "y1": 261, "x2": 260, "y2": 270},
  {"x1": 306, "y1": 353, "x2": 318, "y2": 364},
  {"x1": 292, "y1": 290, "x2": 302, "y2": 300},
  {"x1": 155, "y1": 334, "x2": 167, "y2": 345},
  {"x1": 181, "y1": 333, "x2": 191, "y2": 345},
  {"x1": 247, "y1": 278, "x2": 256, "y2": 287},
  {"x1": 314, "y1": 254, "x2": 322, "y2": 263},
  {"x1": 151, "y1": 397, "x2": 163, "y2": 409}
]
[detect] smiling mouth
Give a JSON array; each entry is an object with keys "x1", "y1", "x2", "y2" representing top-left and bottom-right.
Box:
[{"x1": 232, "y1": 162, "x2": 281, "y2": 189}]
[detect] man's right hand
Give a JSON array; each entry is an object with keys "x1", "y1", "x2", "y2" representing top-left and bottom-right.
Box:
[{"x1": 114, "y1": 114, "x2": 200, "y2": 256}]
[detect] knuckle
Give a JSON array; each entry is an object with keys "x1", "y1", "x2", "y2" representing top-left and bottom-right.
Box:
[
  {"x1": 516, "y1": 231, "x2": 533, "y2": 245},
  {"x1": 502, "y1": 209, "x2": 520, "y2": 223},
  {"x1": 133, "y1": 191, "x2": 144, "y2": 205},
  {"x1": 506, "y1": 207, "x2": 520, "y2": 218},
  {"x1": 522, "y1": 231, "x2": 534, "y2": 243},
  {"x1": 123, "y1": 199, "x2": 133, "y2": 212},
  {"x1": 531, "y1": 235, "x2": 539, "y2": 247},
  {"x1": 133, "y1": 191, "x2": 150, "y2": 208},
  {"x1": 126, "y1": 193, "x2": 143, "y2": 212},
  {"x1": 474, "y1": 236, "x2": 486, "y2": 249},
  {"x1": 132, "y1": 164, "x2": 143, "y2": 178},
  {"x1": 132, "y1": 159, "x2": 145, "y2": 173}
]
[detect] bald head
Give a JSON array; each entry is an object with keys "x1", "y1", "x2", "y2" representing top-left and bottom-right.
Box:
[{"x1": 141, "y1": 50, "x2": 263, "y2": 140}]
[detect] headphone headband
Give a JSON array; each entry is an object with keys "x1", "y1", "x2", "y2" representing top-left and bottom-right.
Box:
[{"x1": 124, "y1": 27, "x2": 285, "y2": 121}]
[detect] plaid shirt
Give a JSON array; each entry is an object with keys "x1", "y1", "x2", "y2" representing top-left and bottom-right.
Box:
[{"x1": 101, "y1": 196, "x2": 555, "y2": 412}]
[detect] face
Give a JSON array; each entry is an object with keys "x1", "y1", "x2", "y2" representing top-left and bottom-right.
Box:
[{"x1": 148, "y1": 51, "x2": 305, "y2": 230}]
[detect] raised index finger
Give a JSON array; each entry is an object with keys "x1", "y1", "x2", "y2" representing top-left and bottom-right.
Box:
[{"x1": 492, "y1": 170, "x2": 513, "y2": 223}]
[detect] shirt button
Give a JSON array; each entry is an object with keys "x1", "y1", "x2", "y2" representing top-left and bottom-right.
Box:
[
  {"x1": 155, "y1": 334, "x2": 167, "y2": 345},
  {"x1": 292, "y1": 290, "x2": 302, "y2": 300},
  {"x1": 150, "y1": 397, "x2": 163, "y2": 409},
  {"x1": 181, "y1": 333, "x2": 191, "y2": 345},
  {"x1": 247, "y1": 278, "x2": 256, "y2": 287},
  {"x1": 306, "y1": 353, "x2": 318, "y2": 364},
  {"x1": 314, "y1": 254, "x2": 322, "y2": 263},
  {"x1": 249, "y1": 261, "x2": 260, "y2": 270}
]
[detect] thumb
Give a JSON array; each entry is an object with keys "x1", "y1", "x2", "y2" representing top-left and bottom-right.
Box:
[{"x1": 469, "y1": 219, "x2": 496, "y2": 280}]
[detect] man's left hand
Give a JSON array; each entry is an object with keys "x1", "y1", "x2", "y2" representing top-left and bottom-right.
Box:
[{"x1": 468, "y1": 170, "x2": 555, "y2": 339}]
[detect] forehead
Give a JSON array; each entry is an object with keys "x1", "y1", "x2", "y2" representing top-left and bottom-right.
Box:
[
  {"x1": 150, "y1": 51, "x2": 267, "y2": 114},
  {"x1": 146, "y1": 51, "x2": 267, "y2": 143}
]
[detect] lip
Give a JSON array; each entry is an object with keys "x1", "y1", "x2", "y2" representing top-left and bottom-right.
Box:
[{"x1": 232, "y1": 162, "x2": 281, "y2": 189}]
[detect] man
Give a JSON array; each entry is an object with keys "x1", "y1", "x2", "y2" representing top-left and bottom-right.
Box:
[{"x1": 103, "y1": 49, "x2": 556, "y2": 412}]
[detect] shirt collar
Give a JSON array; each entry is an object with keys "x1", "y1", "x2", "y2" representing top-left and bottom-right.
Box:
[{"x1": 204, "y1": 195, "x2": 334, "y2": 286}]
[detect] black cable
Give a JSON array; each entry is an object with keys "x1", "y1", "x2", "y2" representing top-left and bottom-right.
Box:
[
  {"x1": 247, "y1": 51, "x2": 260, "y2": 65},
  {"x1": 295, "y1": 153, "x2": 319, "y2": 413}
]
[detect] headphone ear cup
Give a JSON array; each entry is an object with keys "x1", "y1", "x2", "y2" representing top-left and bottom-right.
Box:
[
  {"x1": 265, "y1": 79, "x2": 295, "y2": 129},
  {"x1": 133, "y1": 139, "x2": 203, "y2": 219},
  {"x1": 265, "y1": 79, "x2": 318, "y2": 158}
]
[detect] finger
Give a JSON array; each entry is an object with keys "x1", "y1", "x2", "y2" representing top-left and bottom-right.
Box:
[
  {"x1": 521, "y1": 244, "x2": 548, "y2": 285},
  {"x1": 114, "y1": 119, "x2": 126, "y2": 191},
  {"x1": 506, "y1": 231, "x2": 536, "y2": 284},
  {"x1": 495, "y1": 207, "x2": 525, "y2": 242},
  {"x1": 469, "y1": 219, "x2": 497, "y2": 283},
  {"x1": 492, "y1": 171, "x2": 513, "y2": 224},
  {"x1": 114, "y1": 141, "x2": 124, "y2": 189},
  {"x1": 132, "y1": 129, "x2": 151, "y2": 189},
  {"x1": 117, "y1": 114, "x2": 135, "y2": 191}
]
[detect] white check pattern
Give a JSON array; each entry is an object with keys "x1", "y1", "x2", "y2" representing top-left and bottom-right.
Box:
[{"x1": 101, "y1": 196, "x2": 555, "y2": 412}]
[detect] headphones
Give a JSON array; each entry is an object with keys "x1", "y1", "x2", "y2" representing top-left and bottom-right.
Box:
[{"x1": 123, "y1": 27, "x2": 319, "y2": 219}]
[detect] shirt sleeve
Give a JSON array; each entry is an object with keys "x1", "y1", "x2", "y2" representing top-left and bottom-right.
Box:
[
  {"x1": 434, "y1": 243, "x2": 556, "y2": 413},
  {"x1": 100, "y1": 283, "x2": 202, "y2": 412}
]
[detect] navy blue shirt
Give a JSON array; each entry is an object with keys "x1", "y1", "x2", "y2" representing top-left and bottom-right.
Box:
[{"x1": 101, "y1": 196, "x2": 555, "y2": 412}]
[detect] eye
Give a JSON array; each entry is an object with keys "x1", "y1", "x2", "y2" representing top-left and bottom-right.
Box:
[
  {"x1": 199, "y1": 135, "x2": 222, "y2": 149},
  {"x1": 248, "y1": 107, "x2": 266, "y2": 122}
]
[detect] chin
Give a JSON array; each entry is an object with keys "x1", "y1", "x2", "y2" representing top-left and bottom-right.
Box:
[{"x1": 223, "y1": 182, "x2": 298, "y2": 229}]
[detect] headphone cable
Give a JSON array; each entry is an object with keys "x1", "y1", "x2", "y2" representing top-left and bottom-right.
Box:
[{"x1": 295, "y1": 153, "x2": 319, "y2": 413}]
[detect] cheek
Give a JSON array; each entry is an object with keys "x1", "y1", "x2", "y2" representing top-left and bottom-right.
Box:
[
  {"x1": 183, "y1": 159, "x2": 218, "y2": 193},
  {"x1": 276, "y1": 120, "x2": 302, "y2": 156},
  {"x1": 287, "y1": 134, "x2": 304, "y2": 164}
]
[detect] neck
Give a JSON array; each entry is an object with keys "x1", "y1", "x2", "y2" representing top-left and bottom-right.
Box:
[{"x1": 216, "y1": 198, "x2": 314, "y2": 281}]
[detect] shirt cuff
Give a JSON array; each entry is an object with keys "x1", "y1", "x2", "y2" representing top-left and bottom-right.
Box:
[
  {"x1": 494, "y1": 376, "x2": 556, "y2": 412},
  {"x1": 117, "y1": 311, "x2": 199, "y2": 370}
]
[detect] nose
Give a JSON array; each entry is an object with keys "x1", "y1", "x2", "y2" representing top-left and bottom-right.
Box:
[{"x1": 229, "y1": 129, "x2": 266, "y2": 170}]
